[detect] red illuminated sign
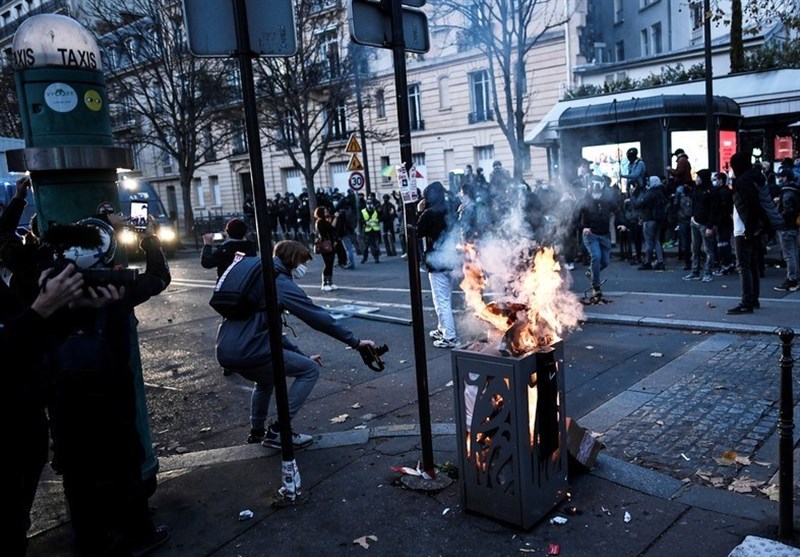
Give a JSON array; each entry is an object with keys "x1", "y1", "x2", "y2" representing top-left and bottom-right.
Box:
[{"x1": 719, "y1": 131, "x2": 737, "y2": 173}]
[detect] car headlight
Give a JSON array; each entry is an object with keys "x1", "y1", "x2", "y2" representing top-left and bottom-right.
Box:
[
  {"x1": 119, "y1": 228, "x2": 138, "y2": 245},
  {"x1": 158, "y1": 226, "x2": 176, "y2": 242}
]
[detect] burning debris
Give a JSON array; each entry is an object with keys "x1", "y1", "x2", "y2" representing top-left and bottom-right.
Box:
[{"x1": 460, "y1": 245, "x2": 584, "y2": 356}]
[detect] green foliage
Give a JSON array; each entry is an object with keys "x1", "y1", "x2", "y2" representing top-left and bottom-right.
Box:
[
  {"x1": 741, "y1": 39, "x2": 800, "y2": 71},
  {"x1": 563, "y1": 63, "x2": 707, "y2": 100}
]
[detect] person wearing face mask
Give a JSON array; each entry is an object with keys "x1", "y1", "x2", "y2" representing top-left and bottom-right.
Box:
[
  {"x1": 216, "y1": 240, "x2": 377, "y2": 448},
  {"x1": 360, "y1": 195, "x2": 381, "y2": 264},
  {"x1": 314, "y1": 206, "x2": 338, "y2": 291},
  {"x1": 579, "y1": 176, "x2": 627, "y2": 302}
]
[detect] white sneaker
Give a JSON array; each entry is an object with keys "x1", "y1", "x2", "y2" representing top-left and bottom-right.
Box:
[
  {"x1": 321, "y1": 284, "x2": 332, "y2": 292},
  {"x1": 328, "y1": 283, "x2": 339, "y2": 291},
  {"x1": 262, "y1": 424, "x2": 313, "y2": 449}
]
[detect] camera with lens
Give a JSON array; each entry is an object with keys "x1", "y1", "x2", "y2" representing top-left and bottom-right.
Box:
[{"x1": 42, "y1": 218, "x2": 138, "y2": 290}]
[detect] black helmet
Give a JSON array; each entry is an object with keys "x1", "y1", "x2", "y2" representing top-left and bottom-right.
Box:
[{"x1": 626, "y1": 147, "x2": 638, "y2": 157}]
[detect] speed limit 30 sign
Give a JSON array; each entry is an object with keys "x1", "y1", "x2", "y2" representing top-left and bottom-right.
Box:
[{"x1": 348, "y1": 171, "x2": 365, "y2": 191}]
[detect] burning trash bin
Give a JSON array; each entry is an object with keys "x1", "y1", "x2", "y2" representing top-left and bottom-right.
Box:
[
  {"x1": 452, "y1": 341, "x2": 567, "y2": 528},
  {"x1": 452, "y1": 247, "x2": 581, "y2": 528}
]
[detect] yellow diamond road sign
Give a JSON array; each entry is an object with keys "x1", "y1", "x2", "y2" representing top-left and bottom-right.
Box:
[
  {"x1": 345, "y1": 134, "x2": 362, "y2": 153},
  {"x1": 347, "y1": 153, "x2": 364, "y2": 172}
]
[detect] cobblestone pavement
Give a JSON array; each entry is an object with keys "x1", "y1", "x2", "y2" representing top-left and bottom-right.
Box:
[{"x1": 601, "y1": 337, "x2": 794, "y2": 490}]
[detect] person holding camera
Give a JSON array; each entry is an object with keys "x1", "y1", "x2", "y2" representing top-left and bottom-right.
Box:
[{"x1": 201, "y1": 218, "x2": 256, "y2": 279}]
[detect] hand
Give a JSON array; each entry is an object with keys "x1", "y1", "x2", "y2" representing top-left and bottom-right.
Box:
[
  {"x1": 31, "y1": 265, "x2": 85, "y2": 319},
  {"x1": 310, "y1": 354, "x2": 323, "y2": 366},
  {"x1": 203, "y1": 233, "x2": 214, "y2": 245},
  {"x1": 617, "y1": 225, "x2": 627, "y2": 232},
  {"x1": 14, "y1": 175, "x2": 31, "y2": 200},
  {"x1": 705, "y1": 228, "x2": 714, "y2": 237},
  {"x1": 69, "y1": 284, "x2": 126, "y2": 310},
  {"x1": 416, "y1": 199, "x2": 426, "y2": 212},
  {"x1": 582, "y1": 227, "x2": 591, "y2": 236}
]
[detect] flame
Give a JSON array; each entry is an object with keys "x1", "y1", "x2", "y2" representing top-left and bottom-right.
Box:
[{"x1": 460, "y1": 245, "x2": 584, "y2": 356}]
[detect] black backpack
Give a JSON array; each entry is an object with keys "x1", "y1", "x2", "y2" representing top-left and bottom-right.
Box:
[{"x1": 209, "y1": 253, "x2": 263, "y2": 319}]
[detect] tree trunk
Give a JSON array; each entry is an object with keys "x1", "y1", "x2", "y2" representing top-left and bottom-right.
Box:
[
  {"x1": 730, "y1": 0, "x2": 744, "y2": 73},
  {"x1": 181, "y1": 181, "x2": 195, "y2": 239}
]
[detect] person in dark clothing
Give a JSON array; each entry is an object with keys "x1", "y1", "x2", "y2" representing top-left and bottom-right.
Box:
[
  {"x1": 579, "y1": 176, "x2": 627, "y2": 301},
  {"x1": 774, "y1": 168, "x2": 800, "y2": 292},
  {"x1": 667, "y1": 148, "x2": 692, "y2": 189},
  {"x1": 1, "y1": 263, "x2": 90, "y2": 557},
  {"x1": 314, "y1": 206, "x2": 338, "y2": 291},
  {"x1": 360, "y1": 197, "x2": 381, "y2": 263},
  {"x1": 713, "y1": 172, "x2": 736, "y2": 275},
  {"x1": 632, "y1": 176, "x2": 667, "y2": 271},
  {"x1": 44, "y1": 218, "x2": 171, "y2": 556},
  {"x1": 379, "y1": 194, "x2": 398, "y2": 256},
  {"x1": 201, "y1": 218, "x2": 257, "y2": 278},
  {"x1": 727, "y1": 153, "x2": 770, "y2": 314},
  {"x1": 683, "y1": 169, "x2": 720, "y2": 282},
  {"x1": 417, "y1": 181, "x2": 458, "y2": 347},
  {"x1": 216, "y1": 241, "x2": 376, "y2": 448}
]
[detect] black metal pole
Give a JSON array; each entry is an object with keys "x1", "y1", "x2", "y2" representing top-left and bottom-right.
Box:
[
  {"x1": 778, "y1": 327, "x2": 795, "y2": 540},
  {"x1": 354, "y1": 48, "x2": 372, "y2": 196},
  {"x1": 703, "y1": 0, "x2": 716, "y2": 170},
  {"x1": 388, "y1": 0, "x2": 435, "y2": 477},
  {"x1": 232, "y1": 0, "x2": 296, "y2": 472}
]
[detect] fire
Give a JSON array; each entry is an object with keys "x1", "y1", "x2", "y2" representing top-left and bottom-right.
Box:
[{"x1": 460, "y1": 245, "x2": 584, "y2": 356}]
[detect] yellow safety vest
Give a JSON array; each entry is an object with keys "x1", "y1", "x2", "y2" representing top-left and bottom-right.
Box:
[{"x1": 361, "y1": 208, "x2": 380, "y2": 233}]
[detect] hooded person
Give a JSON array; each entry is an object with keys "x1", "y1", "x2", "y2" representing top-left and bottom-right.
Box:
[
  {"x1": 621, "y1": 147, "x2": 647, "y2": 194},
  {"x1": 201, "y1": 218, "x2": 257, "y2": 278},
  {"x1": 416, "y1": 181, "x2": 459, "y2": 348},
  {"x1": 632, "y1": 175, "x2": 667, "y2": 270}
]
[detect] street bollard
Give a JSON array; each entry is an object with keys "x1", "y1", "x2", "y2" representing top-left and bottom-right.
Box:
[{"x1": 778, "y1": 327, "x2": 795, "y2": 540}]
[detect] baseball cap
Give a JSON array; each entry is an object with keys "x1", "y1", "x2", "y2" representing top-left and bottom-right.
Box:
[{"x1": 672, "y1": 148, "x2": 685, "y2": 157}]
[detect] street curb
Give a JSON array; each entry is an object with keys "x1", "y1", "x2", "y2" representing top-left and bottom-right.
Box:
[{"x1": 584, "y1": 312, "x2": 782, "y2": 335}]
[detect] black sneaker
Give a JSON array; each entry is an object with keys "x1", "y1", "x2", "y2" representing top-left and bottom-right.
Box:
[
  {"x1": 726, "y1": 304, "x2": 753, "y2": 315},
  {"x1": 246, "y1": 427, "x2": 266, "y2": 444},
  {"x1": 653, "y1": 262, "x2": 666, "y2": 271},
  {"x1": 774, "y1": 279, "x2": 799, "y2": 292},
  {"x1": 637, "y1": 262, "x2": 652, "y2": 270}
]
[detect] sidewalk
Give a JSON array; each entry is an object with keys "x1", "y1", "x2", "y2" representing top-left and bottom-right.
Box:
[{"x1": 26, "y1": 257, "x2": 800, "y2": 557}]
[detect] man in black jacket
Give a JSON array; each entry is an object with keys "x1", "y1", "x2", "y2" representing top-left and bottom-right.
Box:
[
  {"x1": 728, "y1": 153, "x2": 768, "y2": 314},
  {"x1": 201, "y1": 218, "x2": 257, "y2": 278},
  {"x1": 683, "y1": 169, "x2": 720, "y2": 283},
  {"x1": 579, "y1": 177, "x2": 627, "y2": 301},
  {"x1": 774, "y1": 168, "x2": 800, "y2": 292}
]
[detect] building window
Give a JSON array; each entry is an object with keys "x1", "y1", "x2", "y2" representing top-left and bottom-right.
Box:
[
  {"x1": 438, "y1": 76, "x2": 450, "y2": 110},
  {"x1": 194, "y1": 178, "x2": 205, "y2": 208},
  {"x1": 408, "y1": 83, "x2": 423, "y2": 131},
  {"x1": 652, "y1": 22, "x2": 662, "y2": 54},
  {"x1": 325, "y1": 99, "x2": 348, "y2": 141},
  {"x1": 380, "y1": 156, "x2": 391, "y2": 181},
  {"x1": 317, "y1": 29, "x2": 340, "y2": 79},
  {"x1": 231, "y1": 120, "x2": 247, "y2": 155},
  {"x1": 161, "y1": 150, "x2": 173, "y2": 174},
  {"x1": 613, "y1": 0, "x2": 623, "y2": 23},
  {"x1": 690, "y1": 2, "x2": 703, "y2": 30},
  {"x1": 203, "y1": 126, "x2": 216, "y2": 161},
  {"x1": 639, "y1": 0, "x2": 658, "y2": 7},
  {"x1": 210, "y1": 175, "x2": 222, "y2": 206},
  {"x1": 640, "y1": 29, "x2": 650, "y2": 57},
  {"x1": 375, "y1": 89, "x2": 386, "y2": 118},
  {"x1": 412, "y1": 153, "x2": 426, "y2": 167},
  {"x1": 469, "y1": 70, "x2": 492, "y2": 123},
  {"x1": 276, "y1": 111, "x2": 297, "y2": 149},
  {"x1": 615, "y1": 40, "x2": 625, "y2": 62}
]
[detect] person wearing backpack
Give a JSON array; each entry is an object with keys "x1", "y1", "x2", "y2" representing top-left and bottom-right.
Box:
[
  {"x1": 215, "y1": 240, "x2": 377, "y2": 448},
  {"x1": 774, "y1": 168, "x2": 800, "y2": 292},
  {"x1": 632, "y1": 176, "x2": 667, "y2": 271}
]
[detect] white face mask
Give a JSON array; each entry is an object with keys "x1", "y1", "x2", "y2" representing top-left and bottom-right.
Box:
[{"x1": 292, "y1": 264, "x2": 307, "y2": 279}]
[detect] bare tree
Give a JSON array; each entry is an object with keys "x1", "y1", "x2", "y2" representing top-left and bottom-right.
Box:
[
  {"x1": 84, "y1": 0, "x2": 240, "y2": 234},
  {"x1": 253, "y1": 3, "x2": 385, "y2": 215},
  {"x1": 0, "y1": 67, "x2": 23, "y2": 138},
  {"x1": 434, "y1": 0, "x2": 573, "y2": 181}
]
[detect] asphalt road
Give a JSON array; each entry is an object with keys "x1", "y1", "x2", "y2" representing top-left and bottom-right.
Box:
[{"x1": 130, "y1": 248, "x2": 715, "y2": 460}]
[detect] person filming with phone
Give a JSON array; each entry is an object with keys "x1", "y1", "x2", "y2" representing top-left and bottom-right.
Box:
[{"x1": 201, "y1": 218, "x2": 257, "y2": 279}]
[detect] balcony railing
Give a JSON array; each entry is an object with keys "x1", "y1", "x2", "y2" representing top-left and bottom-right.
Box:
[{"x1": 468, "y1": 110, "x2": 493, "y2": 124}]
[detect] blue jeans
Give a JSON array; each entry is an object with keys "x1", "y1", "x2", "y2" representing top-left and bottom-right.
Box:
[
  {"x1": 342, "y1": 235, "x2": 356, "y2": 268},
  {"x1": 779, "y1": 229, "x2": 799, "y2": 281},
  {"x1": 582, "y1": 232, "x2": 611, "y2": 288},
  {"x1": 642, "y1": 220, "x2": 664, "y2": 264},
  {"x1": 428, "y1": 271, "x2": 457, "y2": 340},
  {"x1": 690, "y1": 220, "x2": 717, "y2": 275},
  {"x1": 235, "y1": 350, "x2": 321, "y2": 429}
]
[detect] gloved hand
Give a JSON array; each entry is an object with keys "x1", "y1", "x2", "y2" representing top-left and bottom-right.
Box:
[{"x1": 357, "y1": 343, "x2": 389, "y2": 372}]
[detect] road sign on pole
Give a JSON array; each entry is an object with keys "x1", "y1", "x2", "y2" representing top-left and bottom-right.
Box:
[
  {"x1": 348, "y1": 171, "x2": 365, "y2": 191},
  {"x1": 347, "y1": 153, "x2": 365, "y2": 172},
  {"x1": 182, "y1": 0, "x2": 297, "y2": 57},
  {"x1": 349, "y1": 0, "x2": 430, "y2": 54},
  {"x1": 345, "y1": 134, "x2": 362, "y2": 153}
]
